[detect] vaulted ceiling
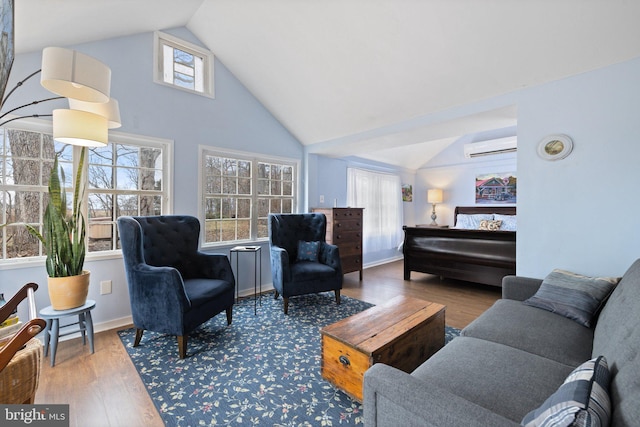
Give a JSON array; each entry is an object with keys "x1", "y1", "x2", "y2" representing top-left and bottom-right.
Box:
[{"x1": 14, "y1": 1, "x2": 640, "y2": 169}]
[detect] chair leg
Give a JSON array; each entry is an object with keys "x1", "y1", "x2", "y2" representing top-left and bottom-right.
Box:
[
  {"x1": 226, "y1": 306, "x2": 233, "y2": 325},
  {"x1": 274, "y1": 291, "x2": 280, "y2": 299},
  {"x1": 283, "y1": 297, "x2": 289, "y2": 315},
  {"x1": 177, "y1": 335, "x2": 187, "y2": 359},
  {"x1": 335, "y1": 289, "x2": 341, "y2": 305},
  {"x1": 134, "y1": 328, "x2": 144, "y2": 347}
]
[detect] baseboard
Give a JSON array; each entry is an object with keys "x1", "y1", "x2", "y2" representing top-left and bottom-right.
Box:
[{"x1": 363, "y1": 255, "x2": 403, "y2": 269}]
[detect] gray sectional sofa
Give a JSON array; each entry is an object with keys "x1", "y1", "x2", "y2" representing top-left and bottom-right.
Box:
[{"x1": 364, "y1": 259, "x2": 640, "y2": 427}]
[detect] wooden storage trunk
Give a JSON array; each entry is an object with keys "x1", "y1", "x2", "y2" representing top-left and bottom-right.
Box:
[{"x1": 320, "y1": 295, "x2": 445, "y2": 401}]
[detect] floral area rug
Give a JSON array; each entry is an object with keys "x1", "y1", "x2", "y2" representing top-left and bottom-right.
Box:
[{"x1": 118, "y1": 292, "x2": 461, "y2": 426}]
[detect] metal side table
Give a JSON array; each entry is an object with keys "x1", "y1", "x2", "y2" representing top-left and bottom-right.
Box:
[{"x1": 230, "y1": 246, "x2": 262, "y2": 315}]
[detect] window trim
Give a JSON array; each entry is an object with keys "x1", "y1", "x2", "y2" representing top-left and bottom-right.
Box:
[
  {"x1": 153, "y1": 31, "x2": 215, "y2": 99},
  {"x1": 0, "y1": 117, "x2": 174, "y2": 269},
  {"x1": 198, "y1": 145, "x2": 299, "y2": 248}
]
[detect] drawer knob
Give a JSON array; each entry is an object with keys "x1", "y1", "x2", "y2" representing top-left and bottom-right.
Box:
[{"x1": 339, "y1": 355, "x2": 350, "y2": 366}]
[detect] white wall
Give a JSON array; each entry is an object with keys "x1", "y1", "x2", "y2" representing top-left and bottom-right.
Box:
[
  {"x1": 516, "y1": 56, "x2": 640, "y2": 278},
  {"x1": 1, "y1": 28, "x2": 302, "y2": 330}
]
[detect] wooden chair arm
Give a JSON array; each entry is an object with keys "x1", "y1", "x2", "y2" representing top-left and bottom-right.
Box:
[
  {"x1": 0, "y1": 318, "x2": 46, "y2": 372},
  {"x1": 0, "y1": 283, "x2": 39, "y2": 323}
]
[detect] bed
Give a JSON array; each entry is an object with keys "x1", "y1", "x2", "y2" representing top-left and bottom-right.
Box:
[{"x1": 402, "y1": 206, "x2": 516, "y2": 287}]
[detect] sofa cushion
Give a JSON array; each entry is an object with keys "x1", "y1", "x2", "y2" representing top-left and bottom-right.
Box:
[
  {"x1": 521, "y1": 356, "x2": 611, "y2": 427},
  {"x1": 296, "y1": 240, "x2": 320, "y2": 262},
  {"x1": 523, "y1": 269, "x2": 619, "y2": 327},
  {"x1": 411, "y1": 336, "x2": 574, "y2": 423},
  {"x1": 462, "y1": 299, "x2": 593, "y2": 367}
]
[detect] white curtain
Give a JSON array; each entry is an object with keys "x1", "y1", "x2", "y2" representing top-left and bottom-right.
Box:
[{"x1": 347, "y1": 168, "x2": 403, "y2": 253}]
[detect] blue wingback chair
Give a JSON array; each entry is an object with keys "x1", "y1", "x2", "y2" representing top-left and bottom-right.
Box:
[
  {"x1": 268, "y1": 213, "x2": 343, "y2": 314},
  {"x1": 117, "y1": 215, "x2": 235, "y2": 358}
]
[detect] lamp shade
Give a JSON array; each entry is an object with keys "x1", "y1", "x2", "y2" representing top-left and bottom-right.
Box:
[
  {"x1": 41, "y1": 47, "x2": 111, "y2": 103},
  {"x1": 53, "y1": 109, "x2": 108, "y2": 147},
  {"x1": 68, "y1": 98, "x2": 121, "y2": 129},
  {"x1": 427, "y1": 189, "x2": 443, "y2": 204}
]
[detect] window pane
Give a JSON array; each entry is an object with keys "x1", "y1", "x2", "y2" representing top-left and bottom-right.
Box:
[
  {"x1": 221, "y1": 220, "x2": 236, "y2": 241},
  {"x1": 282, "y1": 199, "x2": 292, "y2": 213},
  {"x1": 88, "y1": 220, "x2": 113, "y2": 253},
  {"x1": 116, "y1": 194, "x2": 138, "y2": 217},
  {"x1": 222, "y1": 177, "x2": 236, "y2": 194},
  {"x1": 4, "y1": 225, "x2": 40, "y2": 258},
  {"x1": 205, "y1": 198, "x2": 221, "y2": 219},
  {"x1": 238, "y1": 160, "x2": 251, "y2": 178},
  {"x1": 257, "y1": 179, "x2": 269, "y2": 195},
  {"x1": 270, "y1": 199, "x2": 282, "y2": 213},
  {"x1": 257, "y1": 218, "x2": 268, "y2": 239},
  {"x1": 89, "y1": 165, "x2": 114, "y2": 189},
  {"x1": 238, "y1": 178, "x2": 251, "y2": 195},
  {"x1": 206, "y1": 176, "x2": 222, "y2": 194},
  {"x1": 257, "y1": 198, "x2": 269, "y2": 218},
  {"x1": 90, "y1": 145, "x2": 113, "y2": 165},
  {"x1": 88, "y1": 193, "x2": 112, "y2": 220},
  {"x1": 116, "y1": 167, "x2": 138, "y2": 190},
  {"x1": 205, "y1": 220, "x2": 222, "y2": 242},
  {"x1": 237, "y1": 219, "x2": 250, "y2": 240},
  {"x1": 283, "y1": 181, "x2": 292, "y2": 196},
  {"x1": 237, "y1": 198, "x2": 251, "y2": 218}
]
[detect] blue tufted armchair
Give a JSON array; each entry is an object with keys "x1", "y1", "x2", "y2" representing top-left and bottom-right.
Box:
[
  {"x1": 268, "y1": 213, "x2": 343, "y2": 314},
  {"x1": 117, "y1": 215, "x2": 235, "y2": 358}
]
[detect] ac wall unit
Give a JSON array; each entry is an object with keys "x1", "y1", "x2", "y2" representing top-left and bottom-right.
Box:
[{"x1": 463, "y1": 136, "x2": 517, "y2": 158}]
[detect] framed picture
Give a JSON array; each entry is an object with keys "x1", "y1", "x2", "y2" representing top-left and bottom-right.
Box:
[
  {"x1": 401, "y1": 184, "x2": 412, "y2": 202},
  {"x1": 0, "y1": 0, "x2": 15, "y2": 104},
  {"x1": 475, "y1": 172, "x2": 516, "y2": 204}
]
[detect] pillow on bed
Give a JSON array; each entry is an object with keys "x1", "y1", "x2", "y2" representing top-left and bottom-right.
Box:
[
  {"x1": 478, "y1": 219, "x2": 502, "y2": 231},
  {"x1": 454, "y1": 214, "x2": 493, "y2": 229},
  {"x1": 494, "y1": 214, "x2": 517, "y2": 231}
]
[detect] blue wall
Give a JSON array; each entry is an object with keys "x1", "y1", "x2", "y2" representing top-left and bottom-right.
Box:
[{"x1": 1, "y1": 28, "x2": 302, "y2": 329}]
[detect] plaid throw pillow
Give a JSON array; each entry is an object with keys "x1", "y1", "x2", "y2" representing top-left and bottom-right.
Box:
[{"x1": 521, "y1": 356, "x2": 611, "y2": 427}]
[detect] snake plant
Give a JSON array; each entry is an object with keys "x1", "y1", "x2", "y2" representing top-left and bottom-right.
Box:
[{"x1": 26, "y1": 147, "x2": 87, "y2": 277}]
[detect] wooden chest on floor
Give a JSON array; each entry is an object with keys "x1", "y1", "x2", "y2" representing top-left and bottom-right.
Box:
[{"x1": 320, "y1": 295, "x2": 445, "y2": 402}]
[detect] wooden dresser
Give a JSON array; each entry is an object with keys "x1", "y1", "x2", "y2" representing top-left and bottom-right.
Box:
[{"x1": 312, "y1": 207, "x2": 364, "y2": 280}]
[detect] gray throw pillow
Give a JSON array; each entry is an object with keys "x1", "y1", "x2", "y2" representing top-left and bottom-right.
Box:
[
  {"x1": 523, "y1": 269, "x2": 619, "y2": 327},
  {"x1": 521, "y1": 356, "x2": 611, "y2": 427}
]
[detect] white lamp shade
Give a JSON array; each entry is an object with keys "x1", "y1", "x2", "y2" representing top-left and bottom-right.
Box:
[
  {"x1": 41, "y1": 47, "x2": 111, "y2": 103},
  {"x1": 427, "y1": 189, "x2": 443, "y2": 204},
  {"x1": 53, "y1": 109, "x2": 108, "y2": 147},
  {"x1": 68, "y1": 97, "x2": 121, "y2": 129}
]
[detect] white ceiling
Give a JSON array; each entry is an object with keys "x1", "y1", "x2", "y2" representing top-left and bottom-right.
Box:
[{"x1": 14, "y1": 1, "x2": 640, "y2": 169}]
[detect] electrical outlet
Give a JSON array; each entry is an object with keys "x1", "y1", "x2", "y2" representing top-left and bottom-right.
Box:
[
  {"x1": 319, "y1": 195, "x2": 325, "y2": 203},
  {"x1": 100, "y1": 280, "x2": 112, "y2": 295}
]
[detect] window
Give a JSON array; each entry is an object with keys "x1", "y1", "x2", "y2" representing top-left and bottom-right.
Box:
[
  {"x1": 86, "y1": 135, "x2": 170, "y2": 252},
  {"x1": 347, "y1": 168, "x2": 403, "y2": 253},
  {"x1": 200, "y1": 148, "x2": 297, "y2": 245},
  {"x1": 0, "y1": 119, "x2": 171, "y2": 262},
  {"x1": 154, "y1": 31, "x2": 214, "y2": 98}
]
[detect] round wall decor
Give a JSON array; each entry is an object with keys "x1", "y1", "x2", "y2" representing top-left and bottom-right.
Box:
[{"x1": 537, "y1": 134, "x2": 573, "y2": 160}]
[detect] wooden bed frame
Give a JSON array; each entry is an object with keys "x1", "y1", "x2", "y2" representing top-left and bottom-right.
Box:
[{"x1": 403, "y1": 206, "x2": 516, "y2": 287}]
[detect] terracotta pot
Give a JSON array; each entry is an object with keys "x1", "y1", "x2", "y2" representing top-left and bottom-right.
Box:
[{"x1": 48, "y1": 270, "x2": 90, "y2": 310}]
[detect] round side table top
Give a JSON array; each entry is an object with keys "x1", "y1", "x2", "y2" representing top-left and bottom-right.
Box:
[{"x1": 39, "y1": 300, "x2": 96, "y2": 318}]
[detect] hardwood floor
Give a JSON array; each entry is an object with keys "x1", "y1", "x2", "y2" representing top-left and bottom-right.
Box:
[{"x1": 34, "y1": 260, "x2": 501, "y2": 427}]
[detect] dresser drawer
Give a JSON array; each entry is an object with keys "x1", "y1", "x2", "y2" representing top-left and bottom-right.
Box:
[
  {"x1": 334, "y1": 239, "x2": 362, "y2": 257},
  {"x1": 341, "y1": 255, "x2": 362, "y2": 273},
  {"x1": 334, "y1": 220, "x2": 362, "y2": 233},
  {"x1": 333, "y1": 208, "x2": 363, "y2": 220}
]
